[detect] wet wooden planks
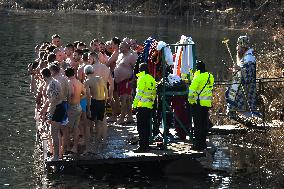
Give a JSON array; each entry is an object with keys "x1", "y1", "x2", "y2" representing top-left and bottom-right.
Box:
[{"x1": 45, "y1": 123, "x2": 204, "y2": 169}]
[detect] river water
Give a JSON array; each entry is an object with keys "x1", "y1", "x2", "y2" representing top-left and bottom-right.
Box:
[{"x1": 0, "y1": 10, "x2": 270, "y2": 188}]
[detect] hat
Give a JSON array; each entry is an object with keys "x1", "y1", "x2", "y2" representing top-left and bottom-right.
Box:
[
  {"x1": 196, "y1": 60, "x2": 206, "y2": 72},
  {"x1": 237, "y1": 35, "x2": 250, "y2": 48}
]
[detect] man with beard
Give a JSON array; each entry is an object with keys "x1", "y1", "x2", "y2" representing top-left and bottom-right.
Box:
[{"x1": 226, "y1": 35, "x2": 257, "y2": 116}]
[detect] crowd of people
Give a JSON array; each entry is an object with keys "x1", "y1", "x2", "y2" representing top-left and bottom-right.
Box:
[
  {"x1": 29, "y1": 33, "x2": 256, "y2": 160},
  {"x1": 29, "y1": 34, "x2": 141, "y2": 160}
]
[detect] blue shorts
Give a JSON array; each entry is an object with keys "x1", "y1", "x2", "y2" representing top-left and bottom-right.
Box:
[
  {"x1": 61, "y1": 101, "x2": 69, "y2": 125},
  {"x1": 80, "y1": 98, "x2": 87, "y2": 112},
  {"x1": 49, "y1": 101, "x2": 68, "y2": 125}
]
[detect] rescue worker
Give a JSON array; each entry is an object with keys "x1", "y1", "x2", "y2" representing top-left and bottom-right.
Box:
[
  {"x1": 188, "y1": 61, "x2": 214, "y2": 151},
  {"x1": 132, "y1": 63, "x2": 156, "y2": 152}
]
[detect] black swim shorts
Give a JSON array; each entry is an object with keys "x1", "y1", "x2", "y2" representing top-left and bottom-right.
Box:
[
  {"x1": 90, "y1": 99, "x2": 105, "y2": 121},
  {"x1": 52, "y1": 103, "x2": 66, "y2": 122}
]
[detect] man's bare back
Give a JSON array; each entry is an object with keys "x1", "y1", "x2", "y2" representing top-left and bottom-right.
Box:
[{"x1": 85, "y1": 76, "x2": 107, "y2": 101}]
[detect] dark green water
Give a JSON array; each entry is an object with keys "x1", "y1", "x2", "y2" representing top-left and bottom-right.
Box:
[{"x1": 0, "y1": 10, "x2": 269, "y2": 188}]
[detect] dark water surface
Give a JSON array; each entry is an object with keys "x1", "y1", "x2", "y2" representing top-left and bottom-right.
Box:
[{"x1": 0, "y1": 11, "x2": 268, "y2": 188}]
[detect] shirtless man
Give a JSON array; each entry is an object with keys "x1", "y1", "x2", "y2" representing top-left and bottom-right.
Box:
[
  {"x1": 53, "y1": 48, "x2": 69, "y2": 75},
  {"x1": 106, "y1": 37, "x2": 121, "y2": 73},
  {"x1": 47, "y1": 53, "x2": 56, "y2": 65},
  {"x1": 77, "y1": 52, "x2": 91, "y2": 147},
  {"x1": 40, "y1": 68, "x2": 64, "y2": 161},
  {"x1": 77, "y1": 42, "x2": 87, "y2": 50},
  {"x1": 28, "y1": 60, "x2": 39, "y2": 95},
  {"x1": 51, "y1": 34, "x2": 62, "y2": 48},
  {"x1": 90, "y1": 39, "x2": 106, "y2": 65},
  {"x1": 54, "y1": 48, "x2": 66, "y2": 63},
  {"x1": 88, "y1": 52, "x2": 113, "y2": 138},
  {"x1": 84, "y1": 65, "x2": 108, "y2": 152},
  {"x1": 88, "y1": 52, "x2": 113, "y2": 99},
  {"x1": 64, "y1": 43, "x2": 74, "y2": 64},
  {"x1": 65, "y1": 67, "x2": 86, "y2": 153},
  {"x1": 78, "y1": 52, "x2": 90, "y2": 83},
  {"x1": 114, "y1": 41, "x2": 138, "y2": 124},
  {"x1": 70, "y1": 49, "x2": 83, "y2": 77},
  {"x1": 105, "y1": 37, "x2": 121, "y2": 122},
  {"x1": 49, "y1": 63, "x2": 70, "y2": 152},
  {"x1": 105, "y1": 40, "x2": 113, "y2": 57},
  {"x1": 99, "y1": 41, "x2": 109, "y2": 64}
]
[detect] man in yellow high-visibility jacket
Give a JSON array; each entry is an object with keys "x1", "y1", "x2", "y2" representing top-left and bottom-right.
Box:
[
  {"x1": 133, "y1": 63, "x2": 156, "y2": 152},
  {"x1": 188, "y1": 61, "x2": 214, "y2": 151}
]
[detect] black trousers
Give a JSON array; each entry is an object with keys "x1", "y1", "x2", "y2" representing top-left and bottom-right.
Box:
[
  {"x1": 136, "y1": 107, "x2": 152, "y2": 149},
  {"x1": 192, "y1": 104, "x2": 209, "y2": 150}
]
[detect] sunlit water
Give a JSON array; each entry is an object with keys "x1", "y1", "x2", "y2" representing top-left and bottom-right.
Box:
[{"x1": 0, "y1": 10, "x2": 269, "y2": 188}]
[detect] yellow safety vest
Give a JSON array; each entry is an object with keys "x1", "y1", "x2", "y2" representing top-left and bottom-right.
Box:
[
  {"x1": 133, "y1": 71, "x2": 157, "y2": 109},
  {"x1": 188, "y1": 72, "x2": 214, "y2": 107}
]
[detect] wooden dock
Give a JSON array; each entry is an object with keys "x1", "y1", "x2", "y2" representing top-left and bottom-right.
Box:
[{"x1": 44, "y1": 121, "x2": 205, "y2": 172}]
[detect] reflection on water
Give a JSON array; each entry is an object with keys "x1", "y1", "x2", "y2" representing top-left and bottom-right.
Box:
[{"x1": 0, "y1": 11, "x2": 268, "y2": 188}]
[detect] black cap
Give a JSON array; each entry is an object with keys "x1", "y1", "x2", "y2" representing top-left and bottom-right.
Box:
[
  {"x1": 196, "y1": 60, "x2": 206, "y2": 73},
  {"x1": 139, "y1": 63, "x2": 149, "y2": 73}
]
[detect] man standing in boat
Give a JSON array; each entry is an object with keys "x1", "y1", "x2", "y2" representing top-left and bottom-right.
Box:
[{"x1": 226, "y1": 35, "x2": 257, "y2": 117}]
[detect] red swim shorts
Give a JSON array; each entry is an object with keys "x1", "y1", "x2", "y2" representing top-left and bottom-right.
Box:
[{"x1": 117, "y1": 79, "x2": 132, "y2": 96}]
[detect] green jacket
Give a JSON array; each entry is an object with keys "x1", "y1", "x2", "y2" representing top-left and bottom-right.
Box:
[
  {"x1": 133, "y1": 71, "x2": 156, "y2": 109},
  {"x1": 188, "y1": 72, "x2": 214, "y2": 107}
]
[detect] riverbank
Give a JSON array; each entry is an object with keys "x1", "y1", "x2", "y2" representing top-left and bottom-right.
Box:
[{"x1": 1, "y1": 1, "x2": 283, "y2": 30}]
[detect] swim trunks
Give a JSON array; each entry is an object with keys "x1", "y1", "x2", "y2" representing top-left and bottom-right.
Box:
[
  {"x1": 51, "y1": 103, "x2": 66, "y2": 123},
  {"x1": 117, "y1": 79, "x2": 132, "y2": 96},
  {"x1": 80, "y1": 97, "x2": 87, "y2": 112},
  {"x1": 61, "y1": 101, "x2": 69, "y2": 125},
  {"x1": 68, "y1": 104, "x2": 82, "y2": 128},
  {"x1": 90, "y1": 99, "x2": 105, "y2": 121}
]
